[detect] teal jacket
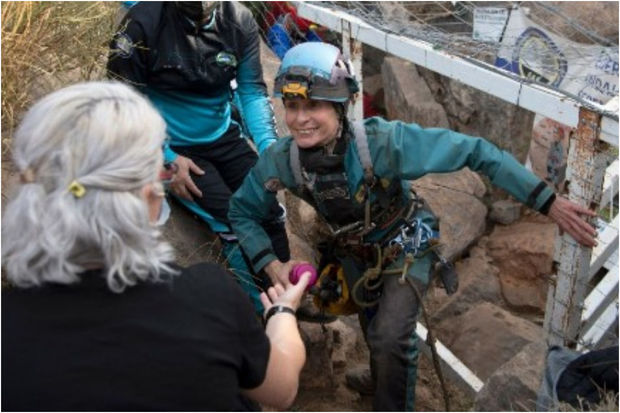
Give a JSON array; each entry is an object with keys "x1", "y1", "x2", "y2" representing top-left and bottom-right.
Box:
[{"x1": 229, "y1": 117, "x2": 554, "y2": 273}]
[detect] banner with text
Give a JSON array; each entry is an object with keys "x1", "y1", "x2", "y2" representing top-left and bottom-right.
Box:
[{"x1": 495, "y1": 8, "x2": 618, "y2": 190}]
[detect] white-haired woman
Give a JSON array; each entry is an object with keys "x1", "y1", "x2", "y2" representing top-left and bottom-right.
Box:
[{"x1": 1, "y1": 81, "x2": 308, "y2": 411}]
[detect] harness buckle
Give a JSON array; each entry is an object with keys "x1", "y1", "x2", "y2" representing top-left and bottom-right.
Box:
[{"x1": 388, "y1": 217, "x2": 438, "y2": 256}]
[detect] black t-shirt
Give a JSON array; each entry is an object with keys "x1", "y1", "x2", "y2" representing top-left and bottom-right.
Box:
[{"x1": 2, "y1": 263, "x2": 270, "y2": 411}]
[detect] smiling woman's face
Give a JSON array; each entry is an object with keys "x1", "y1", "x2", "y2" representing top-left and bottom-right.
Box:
[{"x1": 284, "y1": 99, "x2": 340, "y2": 149}]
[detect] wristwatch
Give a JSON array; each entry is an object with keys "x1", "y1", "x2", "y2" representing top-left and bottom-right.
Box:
[{"x1": 264, "y1": 305, "x2": 296, "y2": 323}]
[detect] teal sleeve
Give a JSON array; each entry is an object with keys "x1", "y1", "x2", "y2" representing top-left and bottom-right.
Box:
[
  {"x1": 367, "y1": 118, "x2": 554, "y2": 210},
  {"x1": 229, "y1": 151, "x2": 280, "y2": 272},
  {"x1": 163, "y1": 141, "x2": 178, "y2": 163},
  {"x1": 236, "y1": 16, "x2": 277, "y2": 154}
]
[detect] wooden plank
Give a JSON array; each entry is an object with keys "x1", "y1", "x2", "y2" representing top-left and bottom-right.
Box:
[{"x1": 416, "y1": 323, "x2": 484, "y2": 395}]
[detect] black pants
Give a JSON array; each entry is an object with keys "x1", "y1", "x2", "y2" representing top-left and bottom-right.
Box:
[{"x1": 171, "y1": 124, "x2": 290, "y2": 262}]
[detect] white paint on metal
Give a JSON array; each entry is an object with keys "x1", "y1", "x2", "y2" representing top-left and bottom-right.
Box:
[
  {"x1": 577, "y1": 296, "x2": 619, "y2": 352},
  {"x1": 415, "y1": 322, "x2": 484, "y2": 395},
  {"x1": 600, "y1": 160, "x2": 619, "y2": 212},
  {"x1": 581, "y1": 268, "x2": 618, "y2": 327},
  {"x1": 589, "y1": 215, "x2": 619, "y2": 279}
]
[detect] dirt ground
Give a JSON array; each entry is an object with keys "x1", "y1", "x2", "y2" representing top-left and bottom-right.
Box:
[
  {"x1": 292, "y1": 353, "x2": 473, "y2": 412},
  {"x1": 291, "y1": 314, "x2": 474, "y2": 412}
]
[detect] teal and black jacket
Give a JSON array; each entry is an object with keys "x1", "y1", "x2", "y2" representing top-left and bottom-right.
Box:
[
  {"x1": 107, "y1": 2, "x2": 277, "y2": 160},
  {"x1": 229, "y1": 117, "x2": 555, "y2": 273}
]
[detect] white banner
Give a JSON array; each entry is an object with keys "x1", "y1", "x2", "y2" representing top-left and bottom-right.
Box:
[
  {"x1": 473, "y1": 7, "x2": 509, "y2": 43},
  {"x1": 495, "y1": 8, "x2": 618, "y2": 189}
]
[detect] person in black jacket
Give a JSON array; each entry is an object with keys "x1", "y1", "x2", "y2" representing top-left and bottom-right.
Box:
[{"x1": 107, "y1": 2, "x2": 289, "y2": 314}]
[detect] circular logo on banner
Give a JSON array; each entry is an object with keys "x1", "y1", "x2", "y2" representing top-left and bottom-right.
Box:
[{"x1": 512, "y1": 27, "x2": 567, "y2": 87}]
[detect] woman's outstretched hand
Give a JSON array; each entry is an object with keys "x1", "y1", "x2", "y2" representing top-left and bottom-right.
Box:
[
  {"x1": 547, "y1": 196, "x2": 598, "y2": 248},
  {"x1": 260, "y1": 271, "x2": 311, "y2": 316}
]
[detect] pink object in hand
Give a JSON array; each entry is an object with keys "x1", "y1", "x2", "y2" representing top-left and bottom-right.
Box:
[{"x1": 289, "y1": 263, "x2": 318, "y2": 290}]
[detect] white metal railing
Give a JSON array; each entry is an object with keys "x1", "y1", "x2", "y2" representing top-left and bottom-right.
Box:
[
  {"x1": 577, "y1": 159, "x2": 619, "y2": 352},
  {"x1": 295, "y1": 1, "x2": 619, "y2": 395},
  {"x1": 295, "y1": 2, "x2": 619, "y2": 146}
]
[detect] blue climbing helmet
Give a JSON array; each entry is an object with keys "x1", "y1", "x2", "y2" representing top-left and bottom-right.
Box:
[{"x1": 274, "y1": 42, "x2": 359, "y2": 102}]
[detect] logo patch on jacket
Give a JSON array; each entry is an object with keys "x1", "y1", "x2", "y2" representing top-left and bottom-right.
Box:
[
  {"x1": 216, "y1": 51, "x2": 237, "y2": 67},
  {"x1": 264, "y1": 178, "x2": 284, "y2": 193},
  {"x1": 113, "y1": 33, "x2": 134, "y2": 59}
]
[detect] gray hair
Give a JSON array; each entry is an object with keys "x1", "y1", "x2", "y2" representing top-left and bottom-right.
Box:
[{"x1": 2, "y1": 81, "x2": 176, "y2": 292}]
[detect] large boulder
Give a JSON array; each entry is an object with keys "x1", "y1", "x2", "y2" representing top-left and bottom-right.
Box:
[
  {"x1": 293, "y1": 317, "x2": 372, "y2": 411},
  {"x1": 486, "y1": 216, "x2": 557, "y2": 313},
  {"x1": 429, "y1": 240, "x2": 504, "y2": 324},
  {"x1": 416, "y1": 67, "x2": 535, "y2": 164},
  {"x1": 382, "y1": 56, "x2": 450, "y2": 128},
  {"x1": 287, "y1": 230, "x2": 320, "y2": 267},
  {"x1": 434, "y1": 302, "x2": 542, "y2": 381},
  {"x1": 489, "y1": 199, "x2": 522, "y2": 225},
  {"x1": 284, "y1": 192, "x2": 332, "y2": 249},
  {"x1": 474, "y1": 340, "x2": 547, "y2": 411},
  {"x1": 412, "y1": 168, "x2": 488, "y2": 261}
]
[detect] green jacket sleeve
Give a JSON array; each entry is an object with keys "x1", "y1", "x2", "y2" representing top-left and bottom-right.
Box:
[
  {"x1": 229, "y1": 140, "x2": 293, "y2": 273},
  {"x1": 365, "y1": 118, "x2": 554, "y2": 211}
]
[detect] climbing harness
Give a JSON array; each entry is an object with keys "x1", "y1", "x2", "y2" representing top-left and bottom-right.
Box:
[
  {"x1": 389, "y1": 218, "x2": 439, "y2": 257},
  {"x1": 291, "y1": 120, "x2": 458, "y2": 312}
]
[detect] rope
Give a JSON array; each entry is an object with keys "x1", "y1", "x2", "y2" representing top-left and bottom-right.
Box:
[{"x1": 406, "y1": 277, "x2": 452, "y2": 412}]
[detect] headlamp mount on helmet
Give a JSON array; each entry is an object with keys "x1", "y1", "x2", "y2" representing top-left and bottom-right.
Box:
[
  {"x1": 279, "y1": 67, "x2": 313, "y2": 100},
  {"x1": 274, "y1": 43, "x2": 360, "y2": 103}
]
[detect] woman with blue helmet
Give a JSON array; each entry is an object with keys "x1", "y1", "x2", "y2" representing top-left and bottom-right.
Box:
[{"x1": 229, "y1": 42, "x2": 597, "y2": 411}]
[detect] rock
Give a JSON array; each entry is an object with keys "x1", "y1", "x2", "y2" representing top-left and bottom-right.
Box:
[
  {"x1": 416, "y1": 67, "x2": 535, "y2": 164},
  {"x1": 291, "y1": 315, "x2": 373, "y2": 411},
  {"x1": 284, "y1": 190, "x2": 332, "y2": 247},
  {"x1": 414, "y1": 167, "x2": 487, "y2": 198},
  {"x1": 434, "y1": 302, "x2": 542, "y2": 381},
  {"x1": 490, "y1": 199, "x2": 522, "y2": 225},
  {"x1": 382, "y1": 56, "x2": 450, "y2": 128},
  {"x1": 429, "y1": 242, "x2": 504, "y2": 324},
  {"x1": 259, "y1": 37, "x2": 289, "y2": 136},
  {"x1": 287, "y1": 230, "x2": 320, "y2": 267},
  {"x1": 298, "y1": 319, "x2": 361, "y2": 391},
  {"x1": 299, "y1": 322, "x2": 336, "y2": 388},
  {"x1": 362, "y1": 73, "x2": 384, "y2": 97},
  {"x1": 474, "y1": 340, "x2": 547, "y2": 411},
  {"x1": 412, "y1": 168, "x2": 487, "y2": 261},
  {"x1": 362, "y1": 43, "x2": 387, "y2": 77},
  {"x1": 486, "y1": 220, "x2": 557, "y2": 313},
  {"x1": 162, "y1": 199, "x2": 220, "y2": 267}
]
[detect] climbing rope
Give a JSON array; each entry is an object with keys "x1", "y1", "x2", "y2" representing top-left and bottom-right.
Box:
[
  {"x1": 406, "y1": 277, "x2": 452, "y2": 412},
  {"x1": 347, "y1": 241, "x2": 452, "y2": 410}
]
